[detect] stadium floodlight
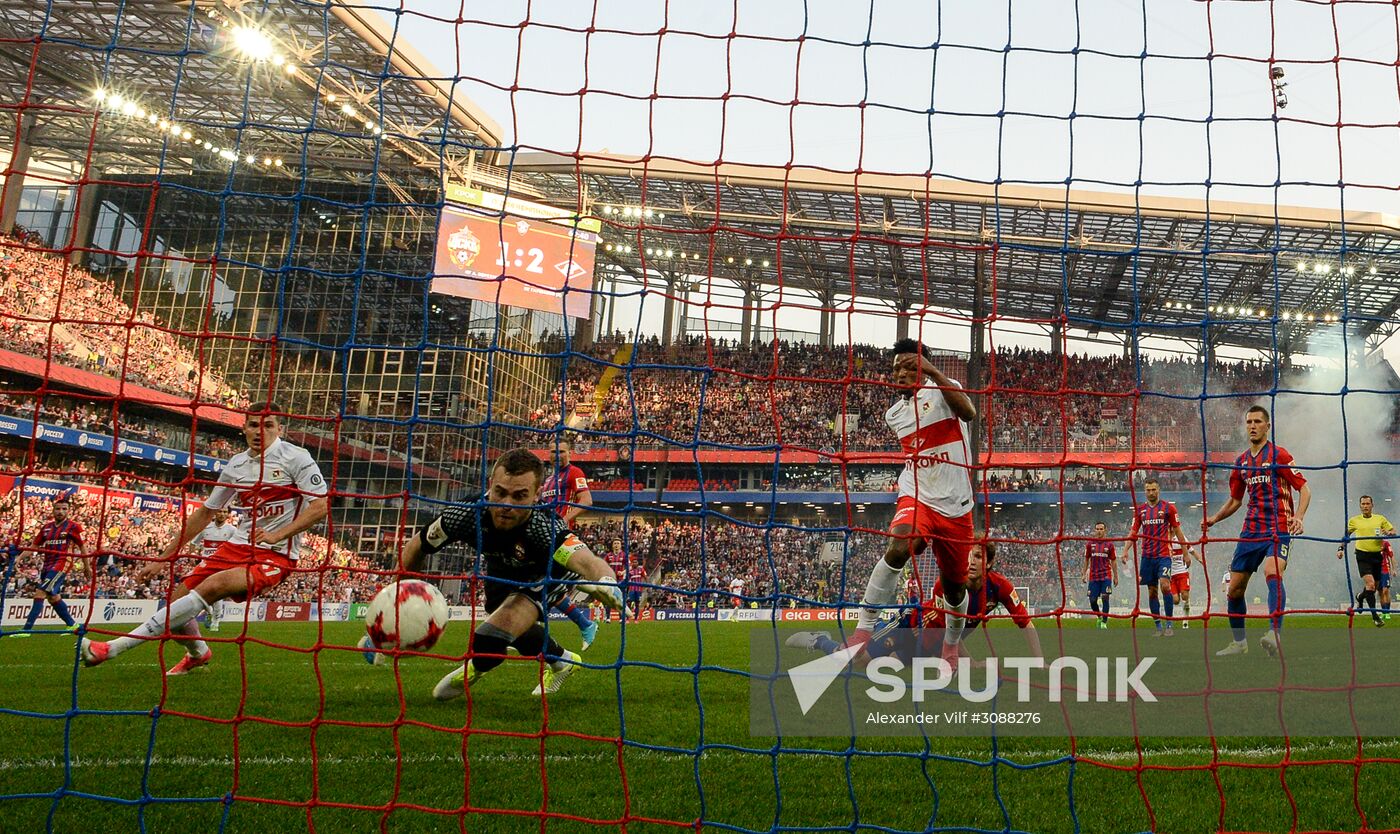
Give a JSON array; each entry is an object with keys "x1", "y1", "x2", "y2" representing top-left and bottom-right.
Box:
[
  {"x1": 762, "y1": 260, "x2": 770, "y2": 267},
  {"x1": 285, "y1": 63, "x2": 297, "y2": 75},
  {"x1": 273, "y1": 158, "x2": 283, "y2": 167},
  {"x1": 1296, "y1": 261, "x2": 1307, "y2": 272},
  {"x1": 120, "y1": 100, "x2": 136, "y2": 116},
  {"x1": 341, "y1": 104, "x2": 356, "y2": 117},
  {"x1": 92, "y1": 89, "x2": 107, "y2": 103},
  {"x1": 246, "y1": 153, "x2": 256, "y2": 163},
  {"x1": 271, "y1": 54, "x2": 285, "y2": 66},
  {"x1": 180, "y1": 129, "x2": 192, "y2": 140},
  {"x1": 232, "y1": 26, "x2": 275, "y2": 61},
  {"x1": 1369, "y1": 266, "x2": 1378, "y2": 275}
]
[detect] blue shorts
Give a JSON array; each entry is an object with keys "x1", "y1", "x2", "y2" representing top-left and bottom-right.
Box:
[
  {"x1": 1088, "y1": 579, "x2": 1113, "y2": 598},
  {"x1": 1230, "y1": 537, "x2": 1291, "y2": 575},
  {"x1": 36, "y1": 569, "x2": 66, "y2": 596},
  {"x1": 1138, "y1": 556, "x2": 1171, "y2": 586},
  {"x1": 1380, "y1": 572, "x2": 1391, "y2": 590},
  {"x1": 868, "y1": 625, "x2": 918, "y2": 662}
]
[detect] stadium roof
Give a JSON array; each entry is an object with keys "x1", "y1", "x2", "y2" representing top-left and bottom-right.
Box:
[
  {"x1": 513, "y1": 153, "x2": 1400, "y2": 355},
  {"x1": 0, "y1": 0, "x2": 504, "y2": 195}
]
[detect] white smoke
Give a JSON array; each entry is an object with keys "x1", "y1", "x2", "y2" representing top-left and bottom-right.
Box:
[{"x1": 1267, "y1": 339, "x2": 1397, "y2": 611}]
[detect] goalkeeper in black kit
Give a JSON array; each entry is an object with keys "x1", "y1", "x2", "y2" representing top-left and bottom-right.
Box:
[{"x1": 397, "y1": 449, "x2": 625, "y2": 701}]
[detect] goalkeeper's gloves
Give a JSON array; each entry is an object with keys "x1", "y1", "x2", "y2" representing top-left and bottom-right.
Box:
[{"x1": 580, "y1": 580, "x2": 624, "y2": 610}]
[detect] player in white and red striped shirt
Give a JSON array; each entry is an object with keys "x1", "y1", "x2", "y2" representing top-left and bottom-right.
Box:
[
  {"x1": 81, "y1": 403, "x2": 329, "y2": 675},
  {"x1": 850, "y1": 339, "x2": 977, "y2": 665}
]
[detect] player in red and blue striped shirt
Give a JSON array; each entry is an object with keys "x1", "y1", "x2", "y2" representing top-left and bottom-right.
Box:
[
  {"x1": 1130, "y1": 479, "x2": 1193, "y2": 635},
  {"x1": 14, "y1": 495, "x2": 92, "y2": 636},
  {"x1": 1203, "y1": 405, "x2": 1311, "y2": 658},
  {"x1": 540, "y1": 437, "x2": 599, "y2": 649},
  {"x1": 1081, "y1": 521, "x2": 1118, "y2": 628}
]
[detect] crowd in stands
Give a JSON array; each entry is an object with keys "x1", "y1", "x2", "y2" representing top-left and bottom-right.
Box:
[
  {"x1": 531, "y1": 334, "x2": 1316, "y2": 455},
  {"x1": 0, "y1": 387, "x2": 237, "y2": 459},
  {"x1": 0, "y1": 234, "x2": 246, "y2": 408}
]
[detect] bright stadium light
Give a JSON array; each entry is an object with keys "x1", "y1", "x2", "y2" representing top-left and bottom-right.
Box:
[
  {"x1": 341, "y1": 104, "x2": 356, "y2": 117},
  {"x1": 285, "y1": 63, "x2": 297, "y2": 75},
  {"x1": 246, "y1": 153, "x2": 256, "y2": 163},
  {"x1": 1295, "y1": 260, "x2": 1307, "y2": 272},
  {"x1": 1369, "y1": 265, "x2": 1378, "y2": 275},
  {"x1": 232, "y1": 26, "x2": 275, "y2": 61},
  {"x1": 93, "y1": 89, "x2": 107, "y2": 104}
]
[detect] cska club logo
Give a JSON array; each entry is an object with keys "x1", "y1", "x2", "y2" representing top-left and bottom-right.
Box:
[{"x1": 446, "y1": 225, "x2": 482, "y2": 268}]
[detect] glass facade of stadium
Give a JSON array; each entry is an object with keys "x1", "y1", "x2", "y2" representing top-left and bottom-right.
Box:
[{"x1": 6, "y1": 172, "x2": 567, "y2": 546}]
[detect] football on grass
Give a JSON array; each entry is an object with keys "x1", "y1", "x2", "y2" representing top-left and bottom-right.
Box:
[{"x1": 365, "y1": 580, "x2": 449, "y2": 651}]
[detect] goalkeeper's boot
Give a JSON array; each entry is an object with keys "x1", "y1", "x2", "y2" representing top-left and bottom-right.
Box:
[
  {"x1": 433, "y1": 661, "x2": 479, "y2": 701},
  {"x1": 166, "y1": 649, "x2": 212, "y2": 676},
  {"x1": 579, "y1": 620, "x2": 599, "y2": 652},
  {"x1": 80, "y1": 638, "x2": 110, "y2": 667},
  {"x1": 784, "y1": 631, "x2": 830, "y2": 651},
  {"x1": 1259, "y1": 629, "x2": 1280, "y2": 659},
  {"x1": 1215, "y1": 639, "x2": 1248, "y2": 657},
  {"x1": 356, "y1": 634, "x2": 386, "y2": 666},
  {"x1": 532, "y1": 650, "x2": 582, "y2": 696}
]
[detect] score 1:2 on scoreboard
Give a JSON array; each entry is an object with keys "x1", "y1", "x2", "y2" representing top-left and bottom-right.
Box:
[{"x1": 432, "y1": 185, "x2": 601, "y2": 320}]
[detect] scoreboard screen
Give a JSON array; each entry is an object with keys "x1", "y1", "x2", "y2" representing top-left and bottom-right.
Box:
[{"x1": 432, "y1": 185, "x2": 600, "y2": 319}]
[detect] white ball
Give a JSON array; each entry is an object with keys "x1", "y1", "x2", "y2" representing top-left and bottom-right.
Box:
[{"x1": 365, "y1": 580, "x2": 449, "y2": 651}]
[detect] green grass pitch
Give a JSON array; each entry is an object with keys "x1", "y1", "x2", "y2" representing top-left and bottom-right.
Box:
[{"x1": 2, "y1": 619, "x2": 1398, "y2": 833}]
